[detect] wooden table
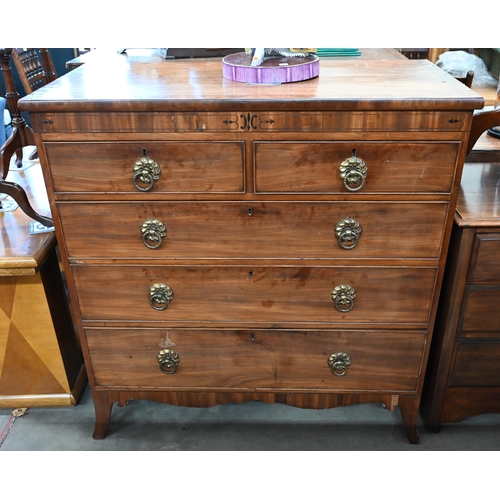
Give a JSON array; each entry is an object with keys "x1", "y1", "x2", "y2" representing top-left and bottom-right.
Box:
[
  {"x1": 466, "y1": 130, "x2": 500, "y2": 162},
  {"x1": 472, "y1": 83, "x2": 498, "y2": 106},
  {"x1": 0, "y1": 159, "x2": 86, "y2": 407}
]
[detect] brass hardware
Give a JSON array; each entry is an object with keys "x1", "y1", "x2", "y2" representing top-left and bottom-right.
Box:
[
  {"x1": 133, "y1": 153, "x2": 161, "y2": 191},
  {"x1": 149, "y1": 283, "x2": 174, "y2": 311},
  {"x1": 141, "y1": 218, "x2": 167, "y2": 249},
  {"x1": 328, "y1": 352, "x2": 351, "y2": 376},
  {"x1": 335, "y1": 217, "x2": 362, "y2": 249},
  {"x1": 157, "y1": 349, "x2": 180, "y2": 374},
  {"x1": 339, "y1": 156, "x2": 367, "y2": 192},
  {"x1": 331, "y1": 284, "x2": 356, "y2": 312}
]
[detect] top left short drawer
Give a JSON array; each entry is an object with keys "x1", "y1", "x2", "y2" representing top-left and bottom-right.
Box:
[{"x1": 44, "y1": 141, "x2": 245, "y2": 194}]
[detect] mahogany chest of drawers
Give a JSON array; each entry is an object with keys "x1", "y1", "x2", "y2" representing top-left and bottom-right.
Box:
[
  {"x1": 19, "y1": 57, "x2": 483, "y2": 443},
  {"x1": 422, "y1": 161, "x2": 500, "y2": 429}
]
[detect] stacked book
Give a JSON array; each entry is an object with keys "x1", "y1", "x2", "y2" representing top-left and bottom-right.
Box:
[{"x1": 315, "y1": 48, "x2": 361, "y2": 57}]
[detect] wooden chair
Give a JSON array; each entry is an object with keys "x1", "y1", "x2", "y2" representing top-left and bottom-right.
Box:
[
  {"x1": 10, "y1": 49, "x2": 57, "y2": 162},
  {"x1": 11, "y1": 48, "x2": 57, "y2": 94},
  {"x1": 456, "y1": 70, "x2": 474, "y2": 88},
  {"x1": 0, "y1": 48, "x2": 53, "y2": 226}
]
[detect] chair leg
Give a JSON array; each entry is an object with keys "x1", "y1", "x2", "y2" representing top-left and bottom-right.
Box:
[
  {"x1": 0, "y1": 179, "x2": 53, "y2": 226},
  {"x1": 0, "y1": 125, "x2": 52, "y2": 225},
  {"x1": 0, "y1": 127, "x2": 22, "y2": 178},
  {"x1": 28, "y1": 147, "x2": 38, "y2": 161}
]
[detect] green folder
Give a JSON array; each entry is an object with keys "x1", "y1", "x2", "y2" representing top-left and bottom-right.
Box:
[{"x1": 316, "y1": 48, "x2": 361, "y2": 57}]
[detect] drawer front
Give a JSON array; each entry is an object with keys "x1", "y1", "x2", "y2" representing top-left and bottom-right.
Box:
[
  {"x1": 459, "y1": 287, "x2": 500, "y2": 335},
  {"x1": 450, "y1": 342, "x2": 500, "y2": 386},
  {"x1": 44, "y1": 141, "x2": 245, "y2": 194},
  {"x1": 86, "y1": 328, "x2": 425, "y2": 391},
  {"x1": 58, "y1": 201, "x2": 448, "y2": 260},
  {"x1": 72, "y1": 265, "x2": 437, "y2": 325},
  {"x1": 468, "y1": 234, "x2": 500, "y2": 283},
  {"x1": 255, "y1": 141, "x2": 459, "y2": 194}
]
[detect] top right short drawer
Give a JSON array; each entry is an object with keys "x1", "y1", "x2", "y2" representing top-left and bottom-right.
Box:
[
  {"x1": 254, "y1": 141, "x2": 460, "y2": 194},
  {"x1": 468, "y1": 233, "x2": 500, "y2": 283}
]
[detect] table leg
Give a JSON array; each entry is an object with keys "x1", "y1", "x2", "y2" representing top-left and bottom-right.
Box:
[
  {"x1": 92, "y1": 391, "x2": 114, "y2": 440},
  {"x1": 398, "y1": 394, "x2": 420, "y2": 444}
]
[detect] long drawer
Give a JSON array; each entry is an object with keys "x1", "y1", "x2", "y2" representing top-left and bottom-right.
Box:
[
  {"x1": 467, "y1": 233, "x2": 500, "y2": 283},
  {"x1": 450, "y1": 342, "x2": 500, "y2": 386},
  {"x1": 255, "y1": 141, "x2": 460, "y2": 194},
  {"x1": 72, "y1": 265, "x2": 437, "y2": 325},
  {"x1": 44, "y1": 141, "x2": 245, "y2": 194},
  {"x1": 459, "y1": 287, "x2": 500, "y2": 334},
  {"x1": 58, "y1": 201, "x2": 448, "y2": 260},
  {"x1": 85, "y1": 328, "x2": 426, "y2": 391}
]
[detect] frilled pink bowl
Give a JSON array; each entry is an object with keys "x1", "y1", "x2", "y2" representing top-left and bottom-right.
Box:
[{"x1": 222, "y1": 52, "x2": 320, "y2": 84}]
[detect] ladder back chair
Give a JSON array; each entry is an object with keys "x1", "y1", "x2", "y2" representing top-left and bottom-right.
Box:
[
  {"x1": 10, "y1": 49, "x2": 57, "y2": 162},
  {"x1": 11, "y1": 48, "x2": 57, "y2": 94}
]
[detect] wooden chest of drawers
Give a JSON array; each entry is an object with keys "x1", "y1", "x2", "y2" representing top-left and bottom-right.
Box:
[
  {"x1": 422, "y1": 161, "x2": 500, "y2": 429},
  {"x1": 19, "y1": 58, "x2": 484, "y2": 443}
]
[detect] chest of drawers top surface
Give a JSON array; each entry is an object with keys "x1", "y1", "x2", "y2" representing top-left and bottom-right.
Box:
[
  {"x1": 19, "y1": 58, "x2": 483, "y2": 114},
  {"x1": 455, "y1": 161, "x2": 500, "y2": 227}
]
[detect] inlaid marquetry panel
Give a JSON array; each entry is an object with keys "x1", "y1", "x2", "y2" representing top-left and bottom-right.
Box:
[
  {"x1": 0, "y1": 274, "x2": 69, "y2": 401},
  {"x1": 32, "y1": 111, "x2": 471, "y2": 134}
]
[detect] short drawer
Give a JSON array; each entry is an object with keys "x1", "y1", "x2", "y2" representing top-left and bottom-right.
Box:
[
  {"x1": 449, "y1": 341, "x2": 500, "y2": 387},
  {"x1": 44, "y1": 141, "x2": 245, "y2": 194},
  {"x1": 86, "y1": 328, "x2": 425, "y2": 391},
  {"x1": 72, "y1": 265, "x2": 437, "y2": 326},
  {"x1": 254, "y1": 141, "x2": 459, "y2": 194},
  {"x1": 58, "y1": 201, "x2": 448, "y2": 260},
  {"x1": 468, "y1": 233, "x2": 500, "y2": 283},
  {"x1": 459, "y1": 286, "x2": 500, "y2": 335}
]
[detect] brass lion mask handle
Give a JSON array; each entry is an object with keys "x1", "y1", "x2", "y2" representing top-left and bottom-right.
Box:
[
  {"x1": 149, "y1": 283, "x2": 174, "y2": 310},
  {"x1": 331, "y1": 284, "x2": 356, "y2": 312},
  {"x1": 335, "y1": 217, "x2": 362, "y2": 249},
  {"x1": 339, "y1": 154, "x2": 367, "y2": 192},
  {"x1": 157, "y1": 349, "x2": 180, "y2": 374},
  {"x1": 133, "y1": 150, "x2": 161, "y2": 192},
  {"x1": 141, "y1": 218, "x2": 167, "y2": 249},
  {"x1": 328, "y1": 352, "x2": 351, "y2": 376}
]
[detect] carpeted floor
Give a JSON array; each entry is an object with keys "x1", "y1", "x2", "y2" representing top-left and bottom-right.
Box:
[{"x1": 0, "y1": 383, "x2": 499, "y2": 451}]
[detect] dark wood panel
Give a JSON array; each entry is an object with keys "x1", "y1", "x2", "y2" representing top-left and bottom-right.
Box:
[
  {"x1": 460, "y1": 287, "x2": 500, "y2": 333},
  {"x1": 44, "y1": 141, "x2": 245, "y2": 194},
  {"x1": 86, "y1": 328, "x2": 425, "y2": 391},
  {"x1": 441, "y1": 387, "x2": 500, "y2": 423},
  {"x1": 72, "y1": 265, "x2": 437, "y2": 326},
  {"x1": 468, "y1": 233, "x2": 500, "y2": 282},
  {"x1": 58, "y1": 201, "x2": 448, "y2": 260},
  {"x1": 255, "y1": 141, "x2": 460, "y2": 194},
  {"x1": 450, "y1": 342, "x2": 500, "y2": 386}
]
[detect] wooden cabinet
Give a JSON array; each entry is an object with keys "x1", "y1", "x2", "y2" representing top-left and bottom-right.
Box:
[
  {"x1": 0, "y1": 163, "x2": 85, "y2": 407},
  {"x1": 19, "y1": 57, "x2": 484, "y2": 443},
  {"x1": 422, "y1": 161, "x2": 500, "y2": 429}
]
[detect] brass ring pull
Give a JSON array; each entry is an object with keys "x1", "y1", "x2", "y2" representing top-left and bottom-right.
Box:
[
  {"x1": 335, "y1": 217, "x2": 362, "y2": 249},
  {"x1": 339, "y1": 156, "x2": 367, "y2": 192},
  {"x1": 157, "y1": 349, "x2": 180, "y2": 374},
  {"x1": 149, "y1": 283, "x2": 174, "y2": 310},
  {"x1": 331, "y1": 284, "x2": 356, "y2": 312},
  {"x1": 133, "y1": 154, "x2": 161, "y2": 191},
  {"x1": 141, "y1": 219, "x2": 167, "y2": 249},
  {"x1": 328, "y1": 352, "x2": 351, "y2": 376}
]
